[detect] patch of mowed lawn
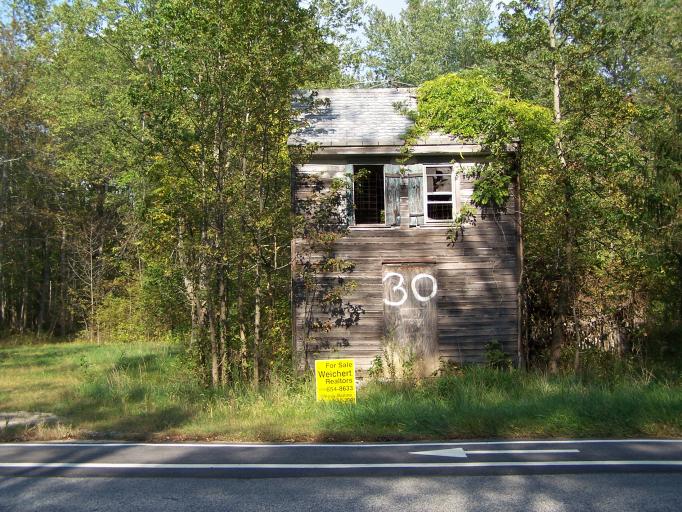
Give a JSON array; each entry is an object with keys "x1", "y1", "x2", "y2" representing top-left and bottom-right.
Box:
[
  {"x1": 0, "y1": 338, "x2": 680, "y2": 441},
  {"x1": 0, "y1": 339, "x2": 202, "y2": 437}
]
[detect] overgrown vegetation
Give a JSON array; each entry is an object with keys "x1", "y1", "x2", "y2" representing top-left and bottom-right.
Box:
[
  {"x1": 1, "y1": 339, "x2": 680, "y2": 441},
  {"x1": 293, "y1": 172, "x2": 364, "y2": 366},
  {"x1": 1, "y1": 0, "x2": 680, "y2": 391},
  {"x1": 1, "y1": 0, "x2": 340, "y2": 386},
  {"x1": 406, "y1": 0, "x2": 681, "y2": 373}
]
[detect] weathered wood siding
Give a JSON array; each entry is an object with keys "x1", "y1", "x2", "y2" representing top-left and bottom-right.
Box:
[
  {"x1": 293, "y1": 154, "x2": 519, "y2": 374},
  {"x1": 383, "y1": 262, "x2": 439, "y2": 375}
]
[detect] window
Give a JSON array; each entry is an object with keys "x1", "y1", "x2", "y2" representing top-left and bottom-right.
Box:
[
  {"x1": 424, "y1": 165, "x2": 456, "y2": 222},
  {"x1": 353, "y1": 165, "x2": 384, "y2": 224}
]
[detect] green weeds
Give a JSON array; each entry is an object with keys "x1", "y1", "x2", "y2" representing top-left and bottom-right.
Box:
[{"x1": 1, "y1": 339, "x2": 680, "y2": 441}]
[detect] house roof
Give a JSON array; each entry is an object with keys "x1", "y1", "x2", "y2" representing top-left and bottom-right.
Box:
[
  {"x1": 288, "y1": 88, "x2": 505, "y2": 154},
  {"x1": 289, "y1": 88, "x2": 417, "y2": 147}
]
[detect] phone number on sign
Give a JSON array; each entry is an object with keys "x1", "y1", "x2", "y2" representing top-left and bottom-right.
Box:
[{"x1": 324, "y1": 385, "x2": 354, "y2": 392}]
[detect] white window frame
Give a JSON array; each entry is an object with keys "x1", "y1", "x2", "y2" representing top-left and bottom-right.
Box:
[{"x1": 423, "y1": 164, "x2": 460, "y2": 224}]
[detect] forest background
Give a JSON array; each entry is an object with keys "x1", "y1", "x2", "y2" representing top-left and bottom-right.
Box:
[{"x1": 1, "y1": 0, "x2": 680, "y2": 388}]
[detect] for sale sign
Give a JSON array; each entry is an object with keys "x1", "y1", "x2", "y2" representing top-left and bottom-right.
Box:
[{"x1": 315, "y1": 359, "x2": 356, "y2": 403}]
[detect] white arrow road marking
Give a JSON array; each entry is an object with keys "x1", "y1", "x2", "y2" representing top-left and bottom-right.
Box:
[
  {"x1": 466, "y1": 449, "x2": 580, "y2": 455},
  {"x1": 411, "y1": 448, "x2": 580, "y2": 458},
  {"x1": 411, "y1": 448, "x2": 468, "y2": 458}
]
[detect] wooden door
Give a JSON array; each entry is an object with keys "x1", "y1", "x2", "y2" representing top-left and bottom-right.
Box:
[{"x1": 382, "y1": 263, "x2": 438, "y2": 377}]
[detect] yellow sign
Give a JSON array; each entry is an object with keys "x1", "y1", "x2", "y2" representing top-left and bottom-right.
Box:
[{"x1": 315, "y1": 359, "x2": 356, "y2": 403}]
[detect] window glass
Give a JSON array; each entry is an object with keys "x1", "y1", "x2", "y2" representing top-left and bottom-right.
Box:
[
  {"x1": 424, "y1": 166, "x2": 455, "y2": 221},
  {"x1": 427, "y1": 194, "x2": 452, "y2": 202},
  {"x1": 427, "y1": 203, "x2": 453, "y2": 220},
  {"x1": 426, "y1": 167, "x2": 452, "y2": 193}
]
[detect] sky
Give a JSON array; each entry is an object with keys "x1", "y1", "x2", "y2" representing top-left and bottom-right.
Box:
[{"x1": 367, "y1": 0, "x2": 407, "y2": 17}]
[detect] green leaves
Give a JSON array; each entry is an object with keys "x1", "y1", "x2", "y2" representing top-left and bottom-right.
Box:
[
  {"x1": 470, "y1": 167, "x2": 512, "y2": 209},
  {"x1": 416, "y1": 71, "x2": 501, "y2": 139},
  {"x1": 412, "y1": 71, "x2": 552, "y2": 211},
  {"x1": 494, "y1": 0, "x2": 682, "y2": 357},
  {"x1": 363, "y1": 0, "x2": 494, "y2": 84},
  {"x1": 415, "y1": 70, "x2": 554, "y2": 147}
]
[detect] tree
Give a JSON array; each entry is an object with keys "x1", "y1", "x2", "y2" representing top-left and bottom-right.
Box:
[
  {"x1": 307, "y1": 0, "x2": 367, "y2": 86},
  {"x1": 131, "y1": 0, "x2": 333, "y2": 386},
  {"x1": 496, "y1": 0, "x2": 677, "y2": 369},
  {"x1": 624, "y1": 1, "x2": 682, "y2": 331},
  {"x1": 364, "y1": 0, "x2": 494, "y2": 84},
  {"x1": 0, "y1": 1, "x2": 63, "y2": 334}
]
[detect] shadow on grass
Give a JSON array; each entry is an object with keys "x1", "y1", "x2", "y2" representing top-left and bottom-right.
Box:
[
  {"x1": 316, "y1": 373, "x2": 682, "y2": 441},
  {"x1": 0, "y1": 344, "x2": 104, "y2": 370},
  {"x1": 48, "y1": 350, "x2": 198, "y2": 439}
]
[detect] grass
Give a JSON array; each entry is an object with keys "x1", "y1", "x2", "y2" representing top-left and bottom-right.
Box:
[{"x1": 0, "y1": 338, "x2": 680, "y2": 441}]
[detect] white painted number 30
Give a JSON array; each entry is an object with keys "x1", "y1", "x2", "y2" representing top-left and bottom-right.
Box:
[
  {"x1": 382, "y1": 272, "x2": 408, "y2": 307},
  {"x1": 411, "y1": 273, "x2": 438, "y2": 302},
  {"x1": 382, "y1": 272, "x2": 438, "y2": 307}
]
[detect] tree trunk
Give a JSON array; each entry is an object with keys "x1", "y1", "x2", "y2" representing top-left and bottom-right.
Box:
[
  {"x1": 236, "y1": 253, "x2": 248, "y2": 380},
  {"x1": 0, "y1": 150, "x2": 7, "y2": 330},
  {"x1": 89, "y1": 225, "x2": 96, "y2": 343},
  {"x1": 219, "y1": 271, "x2": 229, "y2": 386},
  {"x1": 547, "y1": 0, "x2": 572, "y2": 373},
  {"x1": 253, "y1": 258, "x2": 261, "y2": 387},
  {"x1": 37, "y1": 235, "x2": 51, "y2": 331},
  {"x1": 268, "y1": 237, "x2": 277, "y2": 331},
  {"x1": 208, "y1": 300, "x2": 219, "y2": 387},
  {"x1": 58, "y1": 226, "x2": 68, "y2": 335}
]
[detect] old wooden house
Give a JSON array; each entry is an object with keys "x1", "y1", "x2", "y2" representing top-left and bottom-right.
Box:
[{"x1": 290, "y1": 88, "x2": 522, "y2": 377}]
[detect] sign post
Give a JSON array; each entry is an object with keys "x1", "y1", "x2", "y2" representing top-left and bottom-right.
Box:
[{"x1": 315, "y1": 359, "x2": 356, "y2": 403}]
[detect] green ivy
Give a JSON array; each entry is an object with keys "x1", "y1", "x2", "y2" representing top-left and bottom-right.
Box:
[
  {"x1": 447, "y1": 203, "x2": 477, "y2": 244},
  {"x1": 470, "y1": 166, "x2": 512, "y2": 209},
  {"x1": 408, "y1": 71, "x2": 554, "y2": 218},
  {"x1": 415, "y1": 71, "x2": 506, "y2": 140}
]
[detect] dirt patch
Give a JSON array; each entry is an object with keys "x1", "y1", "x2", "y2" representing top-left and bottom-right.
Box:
[{"x1": 0, "y1": 411, "x2": 58, "y2": 430}]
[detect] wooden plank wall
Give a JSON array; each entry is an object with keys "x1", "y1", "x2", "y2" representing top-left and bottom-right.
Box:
[
  {"x1": 383, "y1": 262, "x2": 439, "y2": 376},
  {"x1": 292, "y1": 154, "x2": 519, "y2": 374}
]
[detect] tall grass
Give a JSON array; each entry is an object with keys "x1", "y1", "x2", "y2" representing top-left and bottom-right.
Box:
[
  {"x1": 327, "y1": 369, "x2": 682, "y2": 440},
  {"x1": 1, "y1": 339, "x2": 680, "y2": 441}
]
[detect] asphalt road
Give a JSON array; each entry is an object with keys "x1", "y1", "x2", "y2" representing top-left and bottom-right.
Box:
[
  {"x1": 1, "y1": 439, "x2": 681, "y2": 477},
  {"x1": 2, "y1": 472, "x2": 682, "y2": 512},
  {"x1": 0, "y1": 439, "x2": 681, "y2": 511}
]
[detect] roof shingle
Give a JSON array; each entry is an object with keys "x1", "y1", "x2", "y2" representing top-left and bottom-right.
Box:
[{"x1": 290, "y1": 88, "x2": 416, "y2": 147}]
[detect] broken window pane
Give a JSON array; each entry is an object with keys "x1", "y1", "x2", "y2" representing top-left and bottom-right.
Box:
[
  {"x1": 427, "y1": 174, "x2": 452, "y2": 193},
  {"x1": 425, "y1": 165, "x2": 455, "y2": 222},
  {"x1": 427, "y1": 194, "x2": 452, "y2": 203}
]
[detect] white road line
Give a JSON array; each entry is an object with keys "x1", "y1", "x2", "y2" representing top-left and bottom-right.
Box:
[
  {"x1": 0, "y1": 439, "x2": 680, "y2": 449},
  {"x1": 0, "y1": 461, "x2": 681, "y2": 470}
]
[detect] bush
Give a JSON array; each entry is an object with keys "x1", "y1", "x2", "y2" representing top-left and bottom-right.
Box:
[
  {"x1": 485, "y1": 340, "x2": 513, "y2": 370},
  {"x1": 93, "y1": 263, "x2": 189, "y2": 344},
  {"x1": 95, "y1": 293, "x2": 149, "y2": 343}
]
